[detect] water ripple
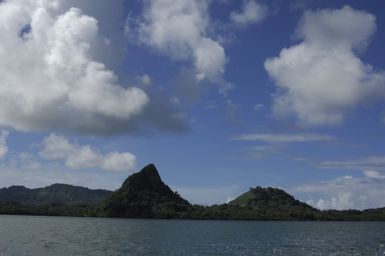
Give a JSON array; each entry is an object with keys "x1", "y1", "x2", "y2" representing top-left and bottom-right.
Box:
[{"x1": 0, "y1": 216, "x2": 384, "y2": 255}]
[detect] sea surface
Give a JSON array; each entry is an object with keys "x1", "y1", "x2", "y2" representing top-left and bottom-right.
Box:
[{"x1": 0, "y1": 215, "x2": 384, "y2": 256}]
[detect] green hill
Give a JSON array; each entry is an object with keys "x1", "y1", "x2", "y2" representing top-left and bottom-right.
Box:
[
  {"x1": 0, "y1": 164, "x2": 384, "y2": 220},
  {"x1": 0, "y1": 183, "x2": 112, "y2": 206},
  {"x1": 221, "y1": 186, "x2": 320, "y2": 220},
  {"x1": 100, "y1": 164, "x2": 192, "y2": 218},
  {"x1": 99, "y1": 165, "x2": 320, "y2": 220},
  {"x1": 230, "y1": 187, "x2": 298, "y2": 207}
]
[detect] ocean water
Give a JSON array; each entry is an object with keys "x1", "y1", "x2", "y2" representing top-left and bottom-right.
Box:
[{"x1": 0, "y1": 215, "x2": 384, "y2": 256}]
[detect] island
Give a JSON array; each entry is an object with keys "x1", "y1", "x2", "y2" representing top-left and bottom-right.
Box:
[{"x1": 0, "y1": 164, "x2": 384, "y2": 221}]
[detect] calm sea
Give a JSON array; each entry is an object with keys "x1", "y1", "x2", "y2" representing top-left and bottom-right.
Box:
[{"x1": 0, "y1": 215, "x2": 384, "y2": 255}]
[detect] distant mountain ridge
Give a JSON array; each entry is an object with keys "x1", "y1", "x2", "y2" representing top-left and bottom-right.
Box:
[
  {"x1": 99, "y1": 164, "x2": 320, "y2": 219},
  {"x1": 0, "y1": 164, "x2": 385, "y2": 220},
  {"x1": 0, "y1": 183, "x2": 112, "y2": 206}
]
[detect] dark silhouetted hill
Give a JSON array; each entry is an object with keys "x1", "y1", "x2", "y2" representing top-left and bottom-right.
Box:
[
  {"x1": 100, "y1": 164, "x2": 192, "y2": 218},
  {"x1": 0, "y1": 164, "x2": 385, "y2": 220},
  {"x1": 0, "y1": 183, "x2": 112, "y2": 206}
]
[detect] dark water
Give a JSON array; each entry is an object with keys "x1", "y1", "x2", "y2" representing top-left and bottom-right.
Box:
[{"x1": 0, "y1": 215, "x2": 384, "y2": 255}]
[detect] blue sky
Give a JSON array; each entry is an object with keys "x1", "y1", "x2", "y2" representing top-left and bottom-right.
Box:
[{"x1": 1, "y1": 0, "x2": 385, "y2": 210}]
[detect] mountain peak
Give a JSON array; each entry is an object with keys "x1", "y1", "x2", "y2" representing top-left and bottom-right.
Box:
[
  {"x1": 101, "y1": 164, "x2": 191, "y2": 218},
  {"x1": 120, "y1": 163, "x2": 163, "y2": 191},
  {"x1": 142, "y1": 163, "x2": 157, "y2": 170},
  {"x1": 138, "y1": 163, "x2": 161, "y2": 180}
]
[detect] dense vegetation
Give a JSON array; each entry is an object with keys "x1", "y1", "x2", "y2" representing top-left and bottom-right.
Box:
[
  {"x1": 0, "y1": 164, "x2": 385, "y2": 221},
  {"x1": 0, "y1": 202, "x2": 98, "y2": 217},
  {"x1": 100, "y1": 164, "x2": 192, "y2": 218},
  {"x1": 186, "y1": 187, "x2": 320, "y2": 220},
  {"x1": 0, "y1": 183, "x2": 111, "y2": 217},
  {"x1": 0, "y1": 183, "x2": 112, "y2": 206}
]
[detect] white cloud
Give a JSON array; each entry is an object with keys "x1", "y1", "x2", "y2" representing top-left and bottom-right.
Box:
[
  {"x1": 265, "y1": 6, "x2": 385, "y2": 126},
  {"x1": 137, "y1": 0, "x2": 227, "y2": 84},
  {"x1": 0, "y1": 0, "x2": 186, "y2": 134},
  {"x1": 245, "y1": 145, "x2": 280, "y2": 159},
  {"x1": 0, "y1": 130, "x2": 9, "y2": 159},
  {"x1": 230, "y1": 0, "x2": 267, "y2": 26},
  {"x1": 294, "y1": 172, "x2": 385, "y2": 210},
  {"x1": 194, "y1": 38, "x2": 226, "y2": 82},
  {"x1": 0, "y1": 153, "x2": 126, "y2": 190},
  {"x1": 12, "y1": 153, "x2": 43, "y2": 172},
  {"x1": 233, "y1": 132, "x2": 334, "y2": 160},
  {"x1": 54, "y1": 0, "x2": 129, "y2": 69},
  {"x1": 0, "y1": 1, "x2": 149, "y2": 133},
  {"x1": 316, "y1": 155, "x2": 385, "y2": 173},
  {"x1": 101, "y1": 152, "x2": 137, "y2": 172},
  {"x1": 363, "y1": 170, "x2": 385, "y2": 179},
  {"x1": 40, "y1": 134, "x2": 136, "y2": 172},
  {"x1": 253, "y1": 104, "x2": 265, "y2": 111},
  {"x1": 138, "y1": 74, "x2": 152, "y2": 86},
  {"x1": 233, "y1": 133, "x2": 334, "y2": 143}
]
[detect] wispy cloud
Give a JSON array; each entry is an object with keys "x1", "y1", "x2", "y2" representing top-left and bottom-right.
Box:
[
  {"x1": 318, "y1": 156, "x2": 385, "y2": 171},
  {"x1": 0, "y1": 130, "x2": 9, "y2": 159},
  {"x1": 253, "y1": 104, "x2": 265, "y2": 111},
  {"x1": 233, "y1": 133, "x2": 334, "y2": 143},
  {"x1": 238, "y1": 145, "x2": 280, "y2": 159}
]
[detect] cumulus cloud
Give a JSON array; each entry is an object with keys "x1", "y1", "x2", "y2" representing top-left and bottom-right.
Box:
[
  {"x1": 0, "y1": 0, "x2": 185, "y2": 134},
  {"x1": 136, "y1": 0, "x2": 227, "y2": 85},
  {"x1": 40, "y1": 134, "x2": 136, "y2": 172},
  {"x1": 295, "y1": 171, "x2": 385, "y2": 210},
  {"x1": 233, "y1": 133, "x2": 334, "y2": 143},
  {"x1": 0, "y1": 1, "x2": 148, "y2": 132},
  {"x1": 0, "y1": 130, "x2": 9, "y2": 159},
  {"x1": 54, "y1": 0, "x2": 128, "y2": 68},
  {"x1": 0, "y1": 133, "x2": 135, "y2": 189},
  {"x1": 230, "y1": 0, "x2": 267, "y2": 26},
  {"x1": 0, "y1": 152, "x2": 126, "y2": 190},
  {"x1": 265, "y1": 6, "x2": 385, "y2": 126}
]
